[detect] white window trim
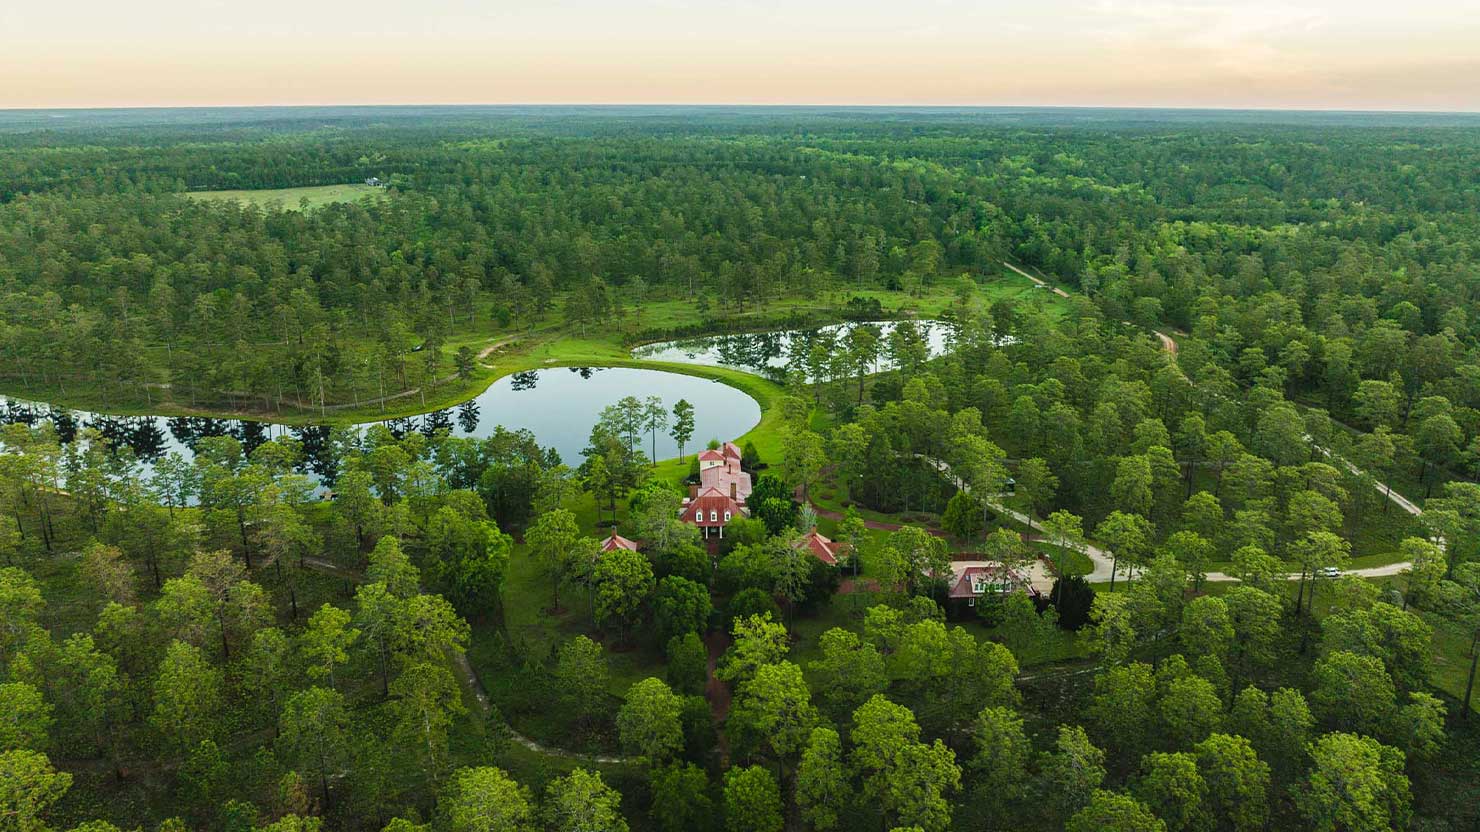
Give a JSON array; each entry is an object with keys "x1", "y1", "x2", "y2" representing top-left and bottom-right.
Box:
[
  {"x1": 695, "y1": 511, "x2": 703, "y2": 522},
  {"x1": 723, "y1": 510, "x2": 732, "y2": 521},
  {"x1": 709, "y1": 510, "x2": 718, "y2": 522}
]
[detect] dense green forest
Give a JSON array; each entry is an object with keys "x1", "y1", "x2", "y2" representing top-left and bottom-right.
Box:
[{"x1": 4, "y1": 108, "x2": 1480, "y2": 832}]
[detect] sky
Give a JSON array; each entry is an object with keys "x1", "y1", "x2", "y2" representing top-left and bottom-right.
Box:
[{"x1": 5, "y1": 0, "x2": 1480, "y2": 111}]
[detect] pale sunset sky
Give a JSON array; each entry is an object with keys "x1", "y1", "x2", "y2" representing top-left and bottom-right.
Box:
[{"x1": 5, "y1": 0, "x2": 1480, "y2": 110}]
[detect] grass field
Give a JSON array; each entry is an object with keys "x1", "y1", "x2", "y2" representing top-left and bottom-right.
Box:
[{"x1": 186, "y1": 183, "x2": 382, "y2": 209}]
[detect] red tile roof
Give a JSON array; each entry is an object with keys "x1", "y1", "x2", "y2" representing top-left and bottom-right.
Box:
[
  {"x1": 600, "y1": 533, "x2": 640, "y2": 553},
  {"x1": 697, "y1": 449, "x2": 725, "y2": 462},
  {"x1": 680, "y1": 487, "x2": 747, "y2": 527},
  {"x1": 796, "y1": 529, "x2": 841, "y2": 565}
]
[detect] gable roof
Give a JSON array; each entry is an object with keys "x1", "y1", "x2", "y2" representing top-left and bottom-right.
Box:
[
  {"x1": 680, "y1": 487, "x2": 747, "y2": 527},
  {"x1": 795, "y1": 528, "x2": 840, "y2": 565},
  {"x1": 697, "y1": 448, "x2": 726, "y2": 462},
  {"x1": 600, "y1": 533, "x2": 640, "y2": 553}
]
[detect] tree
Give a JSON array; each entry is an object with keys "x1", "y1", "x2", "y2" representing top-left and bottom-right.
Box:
[
  {"x1": 1087, "y1": 663, "x2": 1156, "y2": 760},
  {"x1": 300, "y1": 603, "x2": 359, "y2": 691},
  {"x1": 1111, "y1": 455, "x2": 1155, "y2": 518},
  {"x1": 441, "y1": 766, "x2": 533, "y2": 832},
  {"x1": 1159, "y1": 675, "x2": 1224, "y2": 748},
  {"x1": 1096, "y1": 511, "x2": 1152, "y2": 589},
  {"x1": 390, "y1": 662, "x2": 465, "y2": 783},
  {"x1": 671, "y1": 400, "x2": 696, "y2": 461},
  {"x1": 617, "y1": 678, "x2": 684, "y2": 763},
  {"x1": 665, "y1": 632, "x2": 708, "y2": 696},
  {"x1": 653, "y1": 576, "x2": 712, "y2": 644},
  {"x1": 1014, "y1": 457, "x2": 1058, "y2": 517},
  {"x1": 1179, "y1": 596, "x2": 1233, "y2": 663},
  {"x1": 1041, "y1": 511, "x2": 1086, "y2": 578},
  {"x1": 1396, "y1": 692, "x2": 1446, "y2": 761},
  {"x1": 454, "y1": 345, "x2": 476, "y2": 380},
  {"x1": 779, "y1": 429, "x2": 825, "y2": 501},
  {"x1": 717, "y1": 614, "x2": 789, "y2": 687},
  {"x1": 80, "y1": 542, "x2": 136, "y2": 606},
  {"x1": 1066, "y1": 791, "x2": 1166, "y2": 832},
  {"x1": 940, "y1": 491, "x2": 983, "y2": 544},
  {"x1": 1310, "y1": 651, "x2": 1397, "y2": 735},
  {"x1": 0, "y1": 683, "x2": 51, "y2": 753},
  {"x1": 877, "y1": 526, "x2": 950, "y2": 597},
  {"x1": 1321, "y1": 602, "x2": 1433, "y2": 692},
  {"x1": 1223, "y1": 587, "x2": 1282, "y2": 682},
  {"x1": 1193, "y1": 733, "x2": 1269, "y2": 832},
  {"x1": 808, "y1": 628, "x2": 887, "y2": 723},
  {"x1": 1292, "y1": 531, "x2": 1350, "y2": 617},
  {"x1": 1087, "y1": 593, "x2": 1137, "y2": 665},
  {"x1": 796, "y1": 727, "x2": 847, "y2": 832},
  {"x1": 554, "y1": 636, "x2": 610, "y2": 727},
  {"x1": 543, "y1": 768, "x2": 628, "y2": 832},
  {"x1": 1161, "y1": 531, "x2": 1214, "y2": 591},
  {"x1": 882, "y1": 739, "x2": 962, "y2": 832},
  {"x1": 1038, "y1": 725, "x2": 1107, "y2": 821},
  {"x1": 0, "y1": 749, "x2": 72, "y2": 832},
  {"x1": 970, "y1": 706, "x2": 1032, "y2": 823},
  {"x1": 592, "y1": 546, "x2": 654, "y2": 643},
  {"x1": 1295, "y1": 733, "x2": 1411, "y2": 832},
  {"x1": 524, "y1": 509, "x2": 584, "y2": 613},
  {"x1": 723, "y1": 765, "x2": 783, "y2": 832},
  {"x1": 277, "y1": 686, "x2": 352, "y2": 808},
  {"x1": 728, "y1": 660, "x2": 819, "y2": 764},
  {"x1": 1133, "y1": 752, "x2": 1206, "y2": 832},
  {"x1": 650, "y1": 763, "x2": 714, "y2": 832},
  {"x1": 1, "y1": 568, "x2": 44, "y2": 672},
  {"x1": 151, "y1": 640, "x2": 223, "y2": 754},
  {"x1": 367, "y1": 536, "x2": 421, "y2": 598}
]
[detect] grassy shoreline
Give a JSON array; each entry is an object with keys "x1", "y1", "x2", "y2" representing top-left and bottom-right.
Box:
[{"x1": 0, "y1": 273, "x2": 1057, "y2": 426}]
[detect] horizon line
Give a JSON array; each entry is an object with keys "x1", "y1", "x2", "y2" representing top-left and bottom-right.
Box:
[{"x1": 5, "y1": 102, "x2": 1480, "y2": 117}]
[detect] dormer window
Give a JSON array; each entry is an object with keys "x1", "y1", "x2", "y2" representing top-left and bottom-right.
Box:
[
  {"x1": 709, "y1": 510, "x2": 718, "y2": 522},
  {"x1": 695, "y1": 511, "x2": 703, "y2": 522},
  {"x1": 724, "y1": 511, "x2": 732, "y2": 521}
]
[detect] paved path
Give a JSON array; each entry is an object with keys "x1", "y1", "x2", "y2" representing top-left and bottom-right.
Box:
[
  {"x1": 921, "y1": 458, "x2": 1418, "y2": 585},
  {"x1": 297, "y1": 555, "x2": 636, "y2": 766},
  {"x1": 919, "y1": 457, "x2": 1119, "y2": 583},
  {"x1": 1000, "y1": 262, "x2": 1426, "y2": 580},
  {"x1": 1203, "y1": 560, "x2": 1412, "y2": 583}
]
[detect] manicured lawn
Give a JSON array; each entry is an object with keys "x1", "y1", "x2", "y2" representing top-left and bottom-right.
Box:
[{"x1": 186, "y1": 183, "x2": 383, "y2": 209}]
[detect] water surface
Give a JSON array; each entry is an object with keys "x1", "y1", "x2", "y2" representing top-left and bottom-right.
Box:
[
  {"x1": 633, "y1": 319, "x2": 956, "y2": 377},
  {"x1": 0, "y1": 366, "x2": 760, "y2": 481}
]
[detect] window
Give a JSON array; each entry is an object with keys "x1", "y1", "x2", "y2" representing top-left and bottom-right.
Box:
[
  {"x1": 724, "y1": 511, "x2": 732, "y2": 522},
  {"x1": 709, "y1": 510, "x2": 718, "y2": 522},
  {"x1": 695, "y1": 511, "x2": 703, "y2": 522}
]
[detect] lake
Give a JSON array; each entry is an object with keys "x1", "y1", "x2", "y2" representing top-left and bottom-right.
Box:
[
  {"x1": 632, "y1": 319, "x2": 956, "y2": 377},
  {"x1": 0, "y1": 366, "x2": 761, "y2": 480}
]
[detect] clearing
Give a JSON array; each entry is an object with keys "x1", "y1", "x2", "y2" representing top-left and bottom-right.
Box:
[{"x1": 186, "y1": 183, "x2": 382, "y2": 209}]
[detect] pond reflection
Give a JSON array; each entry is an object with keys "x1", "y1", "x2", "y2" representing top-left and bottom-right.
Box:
[
  {"x1": 0, "y1": 366, "x2": 761, "y2": 486},
  {"x1": 633, "y1": 319, "x2": 957, "y2": 379}
]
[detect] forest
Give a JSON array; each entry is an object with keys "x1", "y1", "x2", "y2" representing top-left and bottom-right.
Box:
[{"x1": 3, "y1": 108, "x2": 1480, "y2": 832}]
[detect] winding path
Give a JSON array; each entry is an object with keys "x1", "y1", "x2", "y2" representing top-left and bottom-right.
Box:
[{"x1": 997, "y1": 260, "x2": 1428, "y2": 583}]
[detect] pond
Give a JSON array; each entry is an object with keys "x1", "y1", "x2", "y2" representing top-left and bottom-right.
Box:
[
  {"x1": 0, "y1": 366, "x2": 761, "y2": 482},
  {"x1": 632, "y1": 319, "x2": 957, "y2": 377}
]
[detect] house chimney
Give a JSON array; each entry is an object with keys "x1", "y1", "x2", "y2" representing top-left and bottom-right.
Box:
[{"x1": 689, "y1": 484, "x2": 699, "y2": 500}]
